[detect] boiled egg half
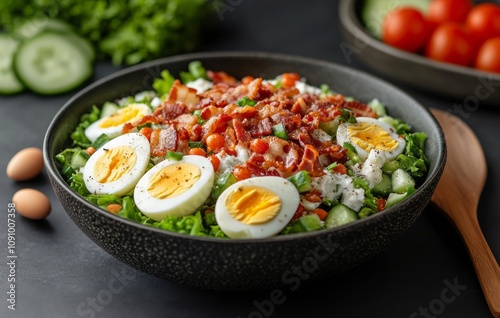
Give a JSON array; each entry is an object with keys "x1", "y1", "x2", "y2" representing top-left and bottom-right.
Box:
[
  {"x1": 85, "y1": 103, "x2": 152, "y2": 142},
  {"x1": 83, "y1": 133, "x2": 150, "y2": 196},
  {"x1": 215, "y1": 176, "x2": 300, "y2": 239},
  {"x1": 336, "y1": 117, "x2": 405, "y2": 161},
  {"x1": 134, "y1": 155, "x2": 215, "y2": 221}
]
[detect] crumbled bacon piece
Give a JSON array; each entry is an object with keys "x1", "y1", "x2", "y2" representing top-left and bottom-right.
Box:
[{"x1": 150, "y1": 125, "x2": 178, "y2": 157}]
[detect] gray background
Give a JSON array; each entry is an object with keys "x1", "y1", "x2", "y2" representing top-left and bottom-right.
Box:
[{"x1": 1, "y1": 1, "x2": 499, "y2": 317}]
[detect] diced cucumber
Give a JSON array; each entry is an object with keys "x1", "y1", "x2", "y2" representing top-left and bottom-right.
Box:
[
  {"x1": 0, "y1": 34, "x2": 25, "y2": 95},
  {"x1": 325, "y1": 204, "x2": 359, "y2": 229},
  {"x1": 100, "y1": 102, "x2": 120, "y2": 118},
  {"x1": 292, "y1": 214, "x2": 323, "y2": 233},
  {"x1": 212, "y1": 172, "x2": 238, "y2": 200},
  {"x1": 287, "y1": 170, "x2": 312, "y2": 193},
  {"x1": 367, "y1": 99, "x2": 386, "y2": 117},
  {"x1": 382, "y1": 160, "x2": 399, "y2": 174},
  {"x1": 13, "y1": 31, "x2": 93, "y2": 95},
  {"x1": 371, "y1": 173, "x2": 392, "y2": 197},
  {"x1": 391, "y1": 169, "x2": 415, "y2": 194},
  {"x1": 319, "y1": 118, "x2": 340, "y2": 136},
  {"x1": 362, "y1": 0, "x2": 431, "y2": 39},
  {"x1": 70, "y1": 150, "x2": 90, "y2": 169},
  {"x1": 385, "y1": 191, "x2": 411, "y2": 209}
]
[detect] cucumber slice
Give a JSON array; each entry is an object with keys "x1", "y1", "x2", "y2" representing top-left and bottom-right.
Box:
[
  {"x1": 13, "y1": 31, "x2": 93, "y2": 95},
  {"x1": 325, "y1": 204, "x2": 358, "y2": 229},
  {"x1": 362, "y1": 0, "x2": 431, "y2": 39},
  {"x1": 0, "y1": 34, "x2": 25, "y2": 95},
  {"x1": 14, "y1": 18, "x2": 73, "y2": 39},
  {"x1": 14, "y1": 18, "x2": 95, "y2": 62},
  {"x1": 391, "y1": 169, "x2": 415, "y2": 194}
]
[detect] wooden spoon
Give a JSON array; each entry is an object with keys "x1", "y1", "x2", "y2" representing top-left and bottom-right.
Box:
[{"x1": 430, "y1": 108, "x2": 500, "y2": 318}]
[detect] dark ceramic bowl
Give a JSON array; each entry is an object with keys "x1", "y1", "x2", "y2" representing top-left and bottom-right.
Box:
[
  {"x1": 43, "y1": 51, "x2": 446, "y2": 291},
  {"x1": 339, "y1": 0, "x2": 500, "y2": 106}
]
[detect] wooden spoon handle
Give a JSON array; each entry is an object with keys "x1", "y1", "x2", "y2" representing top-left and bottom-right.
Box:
[{"x1": 448, "y1": 204, "x2": 500, "y2": 317}]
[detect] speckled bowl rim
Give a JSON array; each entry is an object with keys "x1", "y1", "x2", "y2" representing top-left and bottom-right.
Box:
[{"x1": 43, "y1": 51, "x2": 446, "y2": 244}]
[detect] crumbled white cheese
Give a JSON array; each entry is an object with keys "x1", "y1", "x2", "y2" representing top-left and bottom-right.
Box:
[{"x1": 186, "y1": 78, "x2": 213, "y2": 93}]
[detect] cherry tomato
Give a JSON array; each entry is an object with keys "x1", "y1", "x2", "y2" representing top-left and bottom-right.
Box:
[
  {"x1": 475, "y1": 37, "x2": 500, "y2": 74},
  {"x1": 206, "y1": 133, "x2": 225, "y2": 152},
  {"x1": 382, "y1": 7, "x2": 429, "y2": 53},
  {"x1": 281, "y1": 73, "x2": 300, "y2": 88},
  {"x1": 466, "y1": 3, "x2": 500, "y2": 45},
  {"x1": 249, "y1": 139, "x2": 269, "y2": 154},
  {"x1": 233, "y1": 165, "x2": 252, "y2": 181},
  {"x1": 427, "y1": 0, "x2": 472, "y2": 26},
  {"x1": 188, "y1": 147, "x2": 207, "y2": 157},
  {"x1": 425, "y1": 23, "x2": 475, "y2": 66},
  {"x1": 208, "y1": 155, "x2": 220, "y2": 171},
  {"x1": 139, "y1": 127, "x2": 153, "y2": 141}
]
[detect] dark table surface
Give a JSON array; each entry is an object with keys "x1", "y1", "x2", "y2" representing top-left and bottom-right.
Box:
[{"x1": 1, "y1": 1, "x2": 499, "y2": 318}]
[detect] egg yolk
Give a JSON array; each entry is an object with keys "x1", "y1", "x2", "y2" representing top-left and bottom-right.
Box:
[
  {"x1": 225, "y1": 186, "x2": 282, "y2": 225},
  {"x1": 94, "y1": 146, "x2": 137, "y2": 183},
  {"x1": 147, "y1": 163, "x2": 201, "y2": 199},
  {"x1": 99, "y1": 105, "x2": 145, "y2": 128},
  {"x1": 347, "y1": 122, "x2": 398, "y2": 153}
]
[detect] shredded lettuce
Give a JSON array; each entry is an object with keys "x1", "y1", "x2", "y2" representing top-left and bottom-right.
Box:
[{"x1": 153, "y1": 70, "x2": 176, "y2": 97}]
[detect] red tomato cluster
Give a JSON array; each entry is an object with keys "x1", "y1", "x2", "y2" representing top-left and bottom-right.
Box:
[{"x1": 382, "y1": 0, "x2": 500, "y2": 73}]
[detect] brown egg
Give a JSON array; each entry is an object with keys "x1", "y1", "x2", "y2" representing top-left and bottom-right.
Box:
[
  {"x1": 6, "y1": 147, "x2": 44, "y2": 181},
  {"x1": 12, "y1": 189, "x2": 51, "y2": 220}
]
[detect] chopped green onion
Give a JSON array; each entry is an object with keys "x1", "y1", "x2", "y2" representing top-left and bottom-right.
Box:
[
  {"x1": 326, "y1": 162, "x2": 338, "y2": 171},
  {"x1": 287, "y1": 170, "x2": 311, "y2": 193},
  {"x1": 338, "y1": 108, "x2": 357, "y2": 123},
  {"x1": 236, "y1": 96, "x2": 257, "y2": 107},
  {"x1": 192, "y1": 109, "x2": 205, "y2": 124},
  {"x1": 272, "y1": 123, "x2": 288, "y2": 140},
  {"x1": 188, "y1": 141, "x2": 203, "y2": 148},
  {"x1": 166, "y1": 151, "x2": 184, "y2": 161},
  {"x1": 343, "y1": 142, "x2": 361, "y2": 164}
]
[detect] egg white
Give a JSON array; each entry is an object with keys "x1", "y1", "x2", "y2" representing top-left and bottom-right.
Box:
[
  {"x1": 134, "y1": 155, "x2": 215, "y2": 221},
  {"x1": 85, "y1": 103, "x2": 152, "y2": 142},
  {"x1": 215, "y1": 176, "x2": 300, "y2": 239},
  {"x1": 336, "y1": 117, "x2": 405, "y2": 161},
  {"x1": 83, "y1": 133, "x2": 151, "y2": 196}
]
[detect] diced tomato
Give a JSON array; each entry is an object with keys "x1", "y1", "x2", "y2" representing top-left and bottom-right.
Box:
[
  {"x1": 333, "y1": 163, "x2": 348, "y2": 175},
  {"x1": 304, "y1": 189, "x2": 322, "y2": 203},
  {"x1": 377, "y1": 198, "x2": 386, "y2": 211},
  {"x1": 107, "y1": 204, "x2": 122, "y2": 214},
  {"x1": 312, "y1": 208, "x2": 328, "y2": 221},
  {"x1": 292, "y1": 204, "x2": 306, "y2": 221}
]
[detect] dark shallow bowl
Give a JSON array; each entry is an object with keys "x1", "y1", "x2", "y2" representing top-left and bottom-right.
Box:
[
  {"x1": 339, "y1": 0, "x2": 500, "y2": 106},
  {"x1": 44, "y1": 51, "x2": 446, "y2": 291}
]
